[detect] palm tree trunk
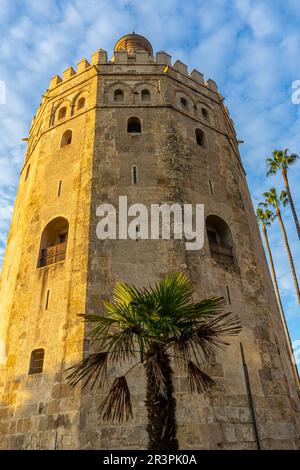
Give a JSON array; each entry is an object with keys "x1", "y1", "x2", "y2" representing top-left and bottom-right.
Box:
[
  {"x1": 262, "y1": 225, "x2": 285, "y2": 314},
  {"x1": 282, "y1": 169, "x2": 300, "y2": 240},
  {"x1": 276, "y1": 208, "x2": 300, "y2": 304},
  {"x1": 262, "y1": 224, "x2": 300, "y2": 388},
  {"x1": 144, "y1": 345, "x2": 179, "y2": 450}
]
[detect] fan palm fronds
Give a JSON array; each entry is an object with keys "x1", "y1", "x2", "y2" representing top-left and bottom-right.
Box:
[
  {"x1": 66, "y1": 272, "x2": 241, "y2": 449},
  {"x1": 187, "y1": 360, "x2": 215, "y2": 393},
  {"x1": 266, "y1": 149, "x2": 299, "y2": 176},
  {"x1": 190, "y1": 312, "x2": 241, "y2": 359},
  {"x1": 66, "y1": 352, "x2": 108, "y2": 389},
  {"x1": 256, "y1": 207, "x2": 276, "y2": 227},
  {"x1": 98, "y1": 376, "x2": 133, "y2": 422},
  {"x1": 266, "y1": 149, "x2": 299, "y2": 239}
]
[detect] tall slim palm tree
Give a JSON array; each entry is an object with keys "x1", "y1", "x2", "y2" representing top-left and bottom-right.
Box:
[
  {"x1": 256, "y1": 207, "x2": 282, "y2": 311},
  {"x1": 266, "y1": 149, "x2": 300, "y2": 239},
  {"x1": 66, "y1": 272, "x2": 241, "y2": 450},
  {"x1": 261, "y1": 188, "x2": 300, "y2": 305},
  {"x1": 256, "y1": 207, "x2": 300, "y2": 387}
]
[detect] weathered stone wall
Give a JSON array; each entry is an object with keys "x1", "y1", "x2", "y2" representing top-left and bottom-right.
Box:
[
  {"x1": 0, "y1": 42, "x2": 299, "y2": 449},
  {"x1": 0, "y1": 61, "x2": 97, "y2": 449}
]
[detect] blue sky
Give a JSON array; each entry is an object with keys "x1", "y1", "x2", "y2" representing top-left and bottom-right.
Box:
[{"x1": 0, "y1": 0, "x2": 299, "y2": 355}]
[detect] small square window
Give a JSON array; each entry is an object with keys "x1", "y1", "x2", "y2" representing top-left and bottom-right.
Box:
[{"x1": 29, "y1": 349, "x2": 45, "y2": 375}]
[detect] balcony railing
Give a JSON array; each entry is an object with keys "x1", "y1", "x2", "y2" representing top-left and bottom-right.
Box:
[
  {"x1": 209, "y1": 241, "x2": 234, "y2": 265},
  {"x1": 39, "y1": 242, "x2": 66, "y2": 267}
]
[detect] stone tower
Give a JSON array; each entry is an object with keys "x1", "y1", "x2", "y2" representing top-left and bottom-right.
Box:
[{"x1": 0, "y1": 33, "x2": 299, "y2": 450}]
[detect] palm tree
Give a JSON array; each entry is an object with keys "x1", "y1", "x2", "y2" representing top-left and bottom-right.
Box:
[
  {"x1": 266, "y1": 149, "x2": 300, "y2": 239},
  {"x1": 256, "y1": 207, "x2": 300, "y2": 387},
  {"x1": 66, "y1": 272, "x2": 241, "y2": 450},
  {"x1": 261, "y1": 188, "x2": 300, "y2": 304},
  {"x1": 256, "y1": 207, "x2": 282, "y2": 311}
]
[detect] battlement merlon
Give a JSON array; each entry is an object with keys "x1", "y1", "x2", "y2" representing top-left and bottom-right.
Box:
[
  {"x1": 91, "y1": 49, "x2": 108, "y2": 65},
  {"x1": 49, "y1": 75, "x2": 62, "y2": 89},
  {"x1": 47, "y1": 46, "x2": 221, "y2": 103},
  {"x1": 77, "y1": 59, "x2": 90, "y2": 73},
  {"x1": 156, "y1": 51, "x2": 171, "y2": 66}
]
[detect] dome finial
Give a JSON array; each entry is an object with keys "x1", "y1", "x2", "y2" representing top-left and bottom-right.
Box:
[{"x1": 114, "y1": 33, "x2": 153, "y2": 56}]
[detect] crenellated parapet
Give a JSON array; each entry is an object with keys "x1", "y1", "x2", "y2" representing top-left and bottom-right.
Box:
[
  {"x1": 46, "y1": 46, "x2": 221, "y2": 99},
  {"x1": 27, "y1": 33, "x2": 239, "y2": 172},
  {"x1": 25, "y1": 39, "x2": 240, "y2": 173}
]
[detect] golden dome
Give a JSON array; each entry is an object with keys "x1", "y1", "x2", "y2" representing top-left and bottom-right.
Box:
[{"x1": 114, "y1": 33, "x2": 153, "y2": 56}]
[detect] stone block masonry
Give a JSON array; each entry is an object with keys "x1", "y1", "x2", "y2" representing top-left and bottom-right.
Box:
[{"x1": 0, "y1": 33, "x2": 299, "y2": 449}]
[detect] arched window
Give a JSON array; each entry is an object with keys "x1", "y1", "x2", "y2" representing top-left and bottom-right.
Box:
[
  {"x1": 206, "y1": 215, "x2": 234, "y2": 266},
  {"x1": 127, "y1": 117, "x2": 141, "y2": 133},
  {"x1": 201, "y1": 108, "x2": 209, "y2": 122},
  {"x1": 132, "y1": 165, "x2": 138, "y2": 184},
  {"x1": 180, "y1": 97, "x2": 188, "y2": 110},
  {"x1": 58, "y1": 106, "x2": 67, "y2": 120},
  {"x1": 24, "y1": 164, "x2": 30, "y2": 181},
  {"x1": 77, "y1": 97, "x2": 85, "y2": 110},
  {"x1": 114, "y1": 89, "x2": 124, "y2": 102},
  {"x1": 141, "y1": 89, "x2": 150, "y2": 102},
  {"x1": 195, "y1": 128, "x2": 207, "y2": 148},
  {"x1": 29, "y1": 349, "x2": 45, "y2": 375},
  {"x1": 61, "y1": 130, "x2": 72, "y2": 147},
  {"x1": 38, "y1": 217, "x2": 69, "y2": 267}
]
